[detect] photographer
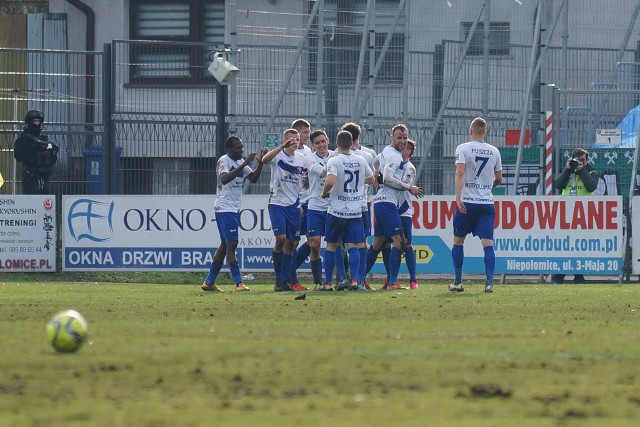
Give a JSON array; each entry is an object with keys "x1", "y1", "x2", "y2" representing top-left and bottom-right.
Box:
[
  {"x1": 13, "y1": 109, "x2": 59, "y2": 194},
  {"x1": 552, "y1": 148, "x2": 599, "y2": 284}
]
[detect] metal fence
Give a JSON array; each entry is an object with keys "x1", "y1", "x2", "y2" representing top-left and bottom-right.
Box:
[
  {"x1": 2, "y1": 2, "x2": 640, "y2": 200},
  {"x1": 0, "y1": 47, "x2": 103, "y2": 196}
]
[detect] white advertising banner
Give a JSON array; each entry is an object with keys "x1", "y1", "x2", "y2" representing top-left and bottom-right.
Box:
[
  {"x1": 63, "y1": 195, "x2": 273, "y2": 271},
  {"x1": 62, "y1": 195, "x2": 623, "y2": 275},
  {"x1": 0, "y1": 195, "x2": 57, "y2": 272},
  {"x1": 408, "y1": 196, "x2": 623, "y2": 275}
]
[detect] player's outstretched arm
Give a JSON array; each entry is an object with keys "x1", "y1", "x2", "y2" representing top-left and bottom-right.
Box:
[
  {"x1": 321, "y1": 175, "x2": 336, "y2": 198},
  {"x1": 247, "y1": 147, "x2": 269, "y2": 183},
  {"x1": 307, "y1": 162, "x2": 327, "y2": 178},
  {"x1": 261, "y1": 138, "x2": 297, "y2": 164}
]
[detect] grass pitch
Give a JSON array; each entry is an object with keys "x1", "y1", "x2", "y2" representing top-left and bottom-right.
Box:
[{"x1": 0, "y1": 275, "x2": 639, "y2": 427}]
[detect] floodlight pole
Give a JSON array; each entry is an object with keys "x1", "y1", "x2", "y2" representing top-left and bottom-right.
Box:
[
  {"x1": 216, "y1": 82, "x2": 229, "y2": 168},
  {"x1": 208, "y1": 48, "x2": 233, "y2": 191}
]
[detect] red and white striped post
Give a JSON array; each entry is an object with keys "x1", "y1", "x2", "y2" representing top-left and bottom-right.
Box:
[
  {"x1": 543, "y1": 84, "x2": 559, "y2": 196},
  {"x1": 545, "y1": 111, "x2": 553, "y2": 195}
]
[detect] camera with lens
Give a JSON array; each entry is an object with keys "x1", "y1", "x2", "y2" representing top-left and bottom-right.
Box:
[{"x1": 569, "y1": 158, "x2": 580, "y2": 170}]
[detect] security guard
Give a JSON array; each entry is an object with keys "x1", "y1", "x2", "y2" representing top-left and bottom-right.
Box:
[{"x1": 13, "y1": 109, "x2": 59, "y2": 194}]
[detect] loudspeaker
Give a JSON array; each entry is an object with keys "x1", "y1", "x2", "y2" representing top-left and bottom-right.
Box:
[{"x1": 208, "y1": 53, "x2": 240, "y2": 85}]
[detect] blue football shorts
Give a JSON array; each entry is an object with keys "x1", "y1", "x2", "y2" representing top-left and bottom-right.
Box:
[
  {"x1": 306, "y1": 209, "x2": 327, "y2": 237},
  {"x1": 215, "y1": 211, "x2": 240, "y2": 242},
  {"x1": 453, "y1": 202, "x2": 495, "y2": 240},
  {"x1": 325, "y1": 214, "x2": 365, "y2": 244},
  {"x1": 373, "y1": 202, "x2": 403, "y2": 238},
  {"x1": 269, "y1": 203, "x2": 301, "y2": 241}
]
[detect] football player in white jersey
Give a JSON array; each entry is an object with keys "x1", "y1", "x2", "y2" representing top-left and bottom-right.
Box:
[
  {"x1": 341, "y1": 122, "x2": 375, "y2": 232},
  {"x1": 342, "y1": 122, "x2": 377, "y2": 159},
  {"x1": 292, "y1": 118, "x2": 312, "y2": 157},
  {"x1": 289, "y1": 119, "x2": 313, "y2": 290},
  {"x1": 341, "y1": 122, "x2": 376, "y2": 289},
  {"x1": 397, "y1": 139, "x2": 419, "y2": 290},
  {"x1": 298, "y1": 129, "x2": 333, "y2": 289},
  {"x1": 262, "y1": 129, "x2": 307, "y2": 292},
  {"x1": 365, "y1": 124, "x2": 423, "y2": 290},
  {"x1": 450, "y1": 117, "x2": 503, "y2": 293},
  {"x1": 202, "y1": 136, "x2": 268, "y2": 292},
  {"x1": 321, "y1": 131, "x2": 375, "y2": 291}
]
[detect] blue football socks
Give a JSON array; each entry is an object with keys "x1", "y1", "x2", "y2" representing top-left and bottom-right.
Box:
[
  {"x1": 205, "y1": 261, "x2": 223, "y2": 285},
  {"x1": 484, "y1": 245, "x2": 495, "y2": 285},
  {"x1": 323, "y1": 249, "x2": 336, "y2": 285},
  {"x1": 404, "y1": 246, "x2": 417, "y2": 283},
  {"x1": 348, "y1": 247, "x2": 360, "y2": 282},
  {"x1": 452, "y1": 244, "x2": 464, "y2": 284},
  {"x1": 229, "y1": 262, "x2": 242, "y2": 286}
]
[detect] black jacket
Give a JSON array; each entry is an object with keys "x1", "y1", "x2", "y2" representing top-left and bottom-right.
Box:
[{"x1": 14, "y1": 129, "x2": 59, "y2": 176}]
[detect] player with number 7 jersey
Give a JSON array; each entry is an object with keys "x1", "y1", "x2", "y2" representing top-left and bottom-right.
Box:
[
  {"x1": 455, "y1": 140, "x2": 502, "y2": 205},
  {"x1": 451, "y1": 117, "x2": 503, "y2": 294}
]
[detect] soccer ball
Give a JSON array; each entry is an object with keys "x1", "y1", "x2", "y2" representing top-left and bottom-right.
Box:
[{"x1": 46, "y1": 310, "x2": 88, "y2": 353}]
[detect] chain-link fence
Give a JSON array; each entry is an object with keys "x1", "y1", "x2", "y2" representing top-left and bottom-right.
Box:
[{"x1": 2, "y1": 2, "x2": 640, "y2": 199}]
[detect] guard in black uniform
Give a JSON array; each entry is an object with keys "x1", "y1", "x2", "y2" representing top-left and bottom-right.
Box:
[{"x1": 13, "y1": 109, "x2": 59, "y2": 194}]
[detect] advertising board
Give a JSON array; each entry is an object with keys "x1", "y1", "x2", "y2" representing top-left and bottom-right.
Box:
[
  {"x1": 62, "y1": 195, "x2": 623, "y2": 275},
  {"x1": 0, "y1": 195, "x2": 56, "y2": 272}
]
